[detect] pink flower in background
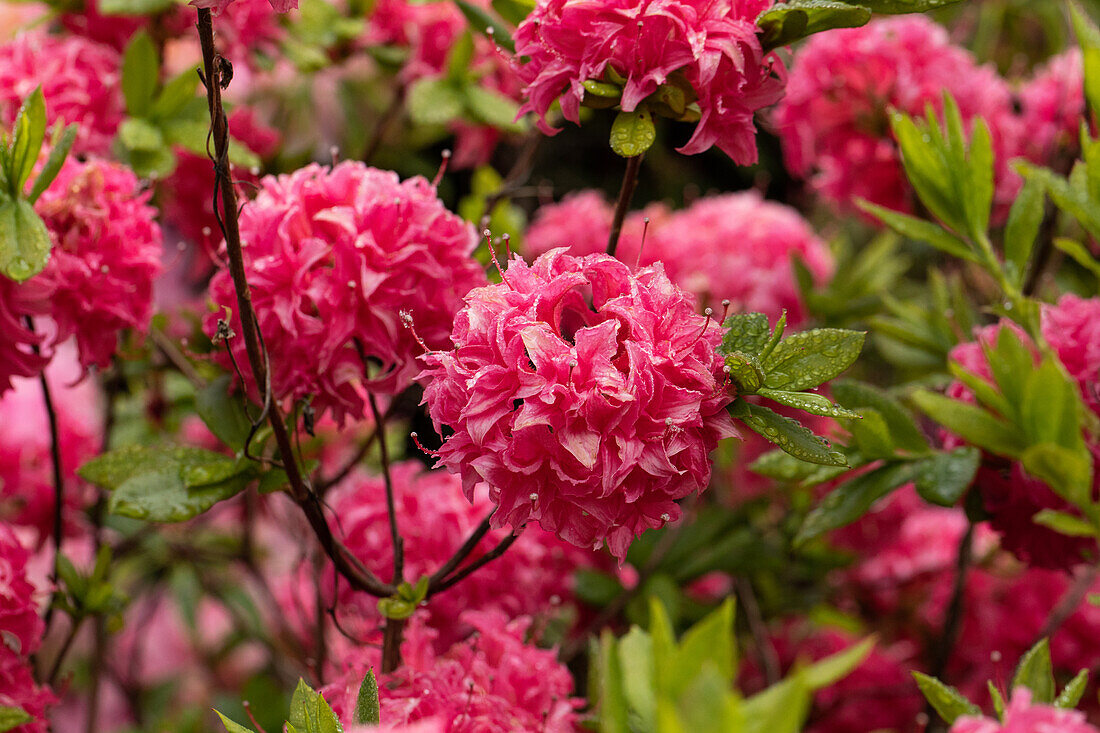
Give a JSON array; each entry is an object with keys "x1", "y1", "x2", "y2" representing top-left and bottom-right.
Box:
[
  {"x1": 0, "y1": 525, "x2": 55, "y2": 733},
  {"x1": 1018, "y1": 49, "x2": 1085, "y2": 166},
  {"x1": 205, "y1": 162, "x2": 485, "y2": 423},
  {"x1": 1041, "y1": 294, "x2": 1100, "y2": 416},
  {"x1": 328, "y1": 462, "x2": 588, "y2": 649},
  {"x1": 775, "y1": 16, "x2": 1021, "y2": 215},
  {"x1": 419, "y1": 249, "x2": 736, "y2": 559},
  {"x1": 324, "y1": 611, "x2": 579, "y2": 732},
  {"x1": 524, "y1": 190, "x2": 669, "y2": 262},
  {"x1": 190, "y1": 0, "x2": 296, "y2": 17},
  {"x1": 0, "y1": 279, "x2": 50, "y2": 396},
  {"x1": 950, "y1": 688, "x2": 1100, "y2": 733},
  {"x1": 0, "y1": 32, "x2": 123, "y2": 157},
  {"x1": 514, "y1": 0, "x2": 785, "y2": 163},
  {"x1": 0, "y1": 349, "x2": 101, "y2": 546},
  {"x1": 646, "y1": 191, "x2": 833, "y2": 320},
  {"x1": 34, "y1": 158, "x2": 164, "y2": 370}
]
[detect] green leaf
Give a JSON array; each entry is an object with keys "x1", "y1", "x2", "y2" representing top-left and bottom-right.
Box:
[
  {"x1": 80, "y1": 445, "x2": 231, "y2": 490},
  {"x1": 593, "y1": 631, "x2": 629, "y2": 733},
  {"x1": 988, "y1": 681, "x2": 1006, "y2": 719},
  {"x1": 122, "y1": 32, "x2": 160, "y2": 117},
  {"x1": 0, "y1": 706, "x2": 33, "y2": 733},
  {"x1": 491, "y1": 0, "x2": 533, "y2": 25},
  {"x1": 1011, "y1": 638, "x2": 1056, "y2": 704},
  {"x1": 1033, "y1": 510, "x2": 1098, "y2": 538},
  {"x1": 730, "y1": 399, "x2": 847, "y2": 466},
  {"x1": 856, "y1": 0, "x2": 965, "y2": 10},
  {"x1": 10, "y1": 88, "x2": 46, "y2": 194},
  {"x1": 288, "y1": 679, "x2": 344, "y2": 733},
  {"x1": 151, "y1": 68, "x2": 200, "y2": 121},
  {"x1": 725, "y1": 352, "x2": 764, "y2": 393},
  {"x1": 617, "y1": 626, "x2": 655, "y2": 729},
  {"x1": 756, "y1": 0, "x2": 870, "y2": 52},
  {"x1": 740, "y1": 668, "x2": 810, "y2": 733},
  {"x1": 0, "y1": 198, "x2": 51, "y2": 282},
  {"x1": 667, "y1": 599, "x2": 736, "y2": 697},
  {"x1": 28, "y1": 123, "x2": 77, "y2": 204},
  {"x1": 118, "y1": 117, "x2": 166, "y2": 153},
  {"x1": 795, "y1": 463, "x2": 914, "y2": 545},
  {"x1": 856, "y1": 200, "x2": 977, "y2": 262},
  {"x1": 445, "y1": 31, "x2": 475, "y2": 82},
  {"x1": 962, "y1": 117, "x2": 993, "y2": 238},
  {"x1": 1071, "y1": 1, "x2": 1100, "y2": 120},
  {"x1": 720, "y1": 314, "x2": 771, "y2": 357},
  {"x1": 910, "y1": 390, "x2": 1025, "y2": 459},
  {"x1": 948, "y1": 362, "x2": 1012, "y2": 420},
  {"x1": 214, "y1": 710, "x2": 257, "y2": 733},
  {"x1": 911, "y1": 447, "x2": 980, "y2": 507},
  {"x1": 407, "y1": 78, "x2": 465, "y2": 126},
  {"x1": 1003, "y1": 175, "x2": 1045, "y2": 288},
  {"x1": 761, "y1": 328, "x2": 866, "y2": 391},
  {"x1": 353, "y1": 670, "x2": 380, "y2": 725},
  {"x1": 454, "y1": 0, "x2": 515, "y2": 52},
  {"x1": 1055, "y1": 669, "x2": 1089, "y2": 709},
  {"x1": 1053, "y1": 237, "x2": 1100, "y2": 280},
  {"x1": 609, "y1": 108, "x2": 656, "y2": 158},
  {"x1": 195, "y1": 375, "x2": 254, "y2": 450},
  {"x1": 99, "y1": 0, "x2": 176, "y2": 14},
  {"x1": 912, "y1": 672, "x2": 980, "y2": 724},
  {"x1": 1021, "y1": 443, "x2": 1093, "y2": 508},
  {"x1": 750, "y1": 449, "x2": 849, "y2": 485},
  {"x1": 108, "y1": 467, "x2": 251, "y2": 523},
  {"x1": 756, "y1": 388, "x2": 861, "y2": 419},
  {"x1": 847, "y1": 409, "x2": 900, "y2": 460},
  {"x1": 1018, "y1": 161, "x2": 1100, "y2": 241},
  {"x1": 464, "y1": 85, "x2": 525, "y2": 132},
  {"x1": 832, "y1": 380, "x2": 929, "y2": 453},
  {"x1": 376, "y1": 596, "x2": 417, "y2": 620}
]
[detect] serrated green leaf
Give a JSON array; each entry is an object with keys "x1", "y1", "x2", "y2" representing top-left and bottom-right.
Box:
[
  {"x1": 761, "y1": 328, "x2": 865, "y2": 391},
  {"x1": 354, "y1": 670, "x2": 380, "y2": 725},
  {"x1": 1004, "y1": 175, "x2": 1045, "y2": 288},
  {"x1": 912, "y1": 672, "x2": 980, "y2": 724},
  {"x1": 832, "y1": 379, "x2": 929, "y2": 453},
  {"x1": 756, "y1": 0, "x2": 870, "y2": 53},
  {"x1": 795, "y1": 463, "x2": 914, "y2": 545},
  {"x1": 0, "y1": 706, "x2": 33, "y2": 733},
  {"x1": 911, "y1": 447, "x2": 980, "y2": 507},
  {"x1": 1055, "y1": 669, "x2": 1089, "y2": 709},
  {"x1": 910, "y1": 390, "x2": 1026, "y2": 459},
  {"x1": 122, "y1": 32, "x2": 159, "y2": 117},
  {"x1": 756, "y1": 388, "x2": 861, "y2": 419},
  {"x1": 28, "y1": 123, "x2": 77, "y2": 204},
  {"x1": 610, "y1": 108, "x2": 656, "y2": 158},
  {"x1": 725, "y1": 352, "x2": 764, "y2": 393},
  {"x1": 720, "y1": 313, "x2": 771, "y2": 357},
  {"x1": 407, "y1": 78, "x2": 465, "y2": 126},
  {"x1": 1012, "y1": 638, "x2": 1056, "y2": 704},
  {"x1": 195, "y1": 375, "x2": 254, "y2": 450},
  {"x1": 731, "y1": 399, "x2": 847, "y2": 466},
  {"x1": 856, "y1": 200, "x2": 977, "y2": 262},
  {"x1": 0, "y1": 198, "x2": 51, "y2": 282}
]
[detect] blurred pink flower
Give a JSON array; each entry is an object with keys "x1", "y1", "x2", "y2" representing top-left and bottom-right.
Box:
[
  {"x1": 328, "y1": 462, "x2": 588, "y2": 649},
  {"x1": 1018, "y1": 49, "x2": 1085, "y2": 167},
  {"x1": 513, "y1": 0, "x2": 785, "y2": 163},
  {"x1": 419, "y1": 249, "x2": 736, "y2": 560},
  {"x1": 324, "y1": 611, "x2": 580, "y2": 732},
  {"x1": 524, "y1": 189, "x2": 669, "y2": 263},
  {"x1": 951, "y1": 688, "x2": 1099, "y2": 732},
  {"x1": 775, "y1": 16, "x2": 1021, "y2": 216},
  {"x1": 190, "y1": 0, "x2": 296, "y2": 18},
  {"x1": 205, "y1": 162, "x2": 485, "y2": 423},
  {"x1": 0, "y1": 278, "x2": 50, "y2": 396},
  {"x1": 0, "y1": 31, "x2": 123, "y2": 157}
]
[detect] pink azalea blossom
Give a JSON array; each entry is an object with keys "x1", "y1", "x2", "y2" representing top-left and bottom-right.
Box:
[
  {"x1": 205, "y1": 162, "x2": 486, "y2": 423},
  {"x1": 0, "y1": 525, "x2": 54, "y2": 733},
  {"x1": 775, "y1": 16, "x2": 1021, "y2": 216},
  {"x1": 0, "y1": 278, "x2": 50, "y2": 396},
  {"x1": 950, "y1": 688, "x2": 1100, "y2": 733},
  {"x1": 0, "y1": 349, "x2": 101, "y2": 546},
  {"x1": 0, "y1": 31, "x2": 123, "y2": 157},
  {"x1": 190, "y1": 0, "x2": 296, "y2": 18},
  {"x1": 524, "y1": 189, "x2": 670, "y2": 264},
  {"x1": 418, "y1": 249, "x2": 737, "y2": 559},
  {"x1": 1040, "y1": 294, "x2": 1100, "y2": 417},
  {"x1": 513, "y1": 0, "x2": 785, "y2": 163},
  {"x1": 33, "y1": 157, "x2": 164, "y2": 370},
  {"x1": 327, "y1": 462, "x2": 589, "y2": 649},
  {"x1": 323, "y1": 611, "x2": 580, "y2": 732},
  {"x1": 1018, "y1": 49, "x2": 1085, "y2": 167}
]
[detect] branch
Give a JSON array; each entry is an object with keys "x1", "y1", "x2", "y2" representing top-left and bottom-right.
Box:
[
  {"x1": 606, "y1": 154, "x2": 643, "y2": 258},
  {"x1": 427, "y1": 514, "x2": 493, "y2": 593},
  {"x1": 429, "y1": 528, "x2": 524, "y2": 596}
]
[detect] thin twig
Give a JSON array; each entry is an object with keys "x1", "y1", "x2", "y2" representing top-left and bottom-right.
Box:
[
  {"x1": 606, "y1": 154, "x2": 643, "y2": 258},
  {"x1": 150, "y1": 327, "x2": 206, "y2": 388},
  {"x1": 428, "y1": 515, "x2": 493, "y2": 592},
  {"x1": 1035, "y1": 563, "x2": 1099, "y2": 643},
  {"x1": 925, "y1": 522, "x2": 974, "y2": 731},
  {"x1": 195, "y1": 8, "x2": 393, "y2": 600},
  {"x1": 46, "y1": 618, "x2": 84, "y2": 685},
  {"x1": 368, "y1": 394, "x2": 403, "y2": 583},
  {"x1": 736, "y1": 577, "x2": 780, "y2": 686},
  {"x1": 429, "y1": 528, "x2": 525, "y2": 595},
  {"x1": 362, "y1": 86, "x2": 407, "y2": 164},
  {"x1": 479, "y1": 131, "x2": 542, "y2": 226}
]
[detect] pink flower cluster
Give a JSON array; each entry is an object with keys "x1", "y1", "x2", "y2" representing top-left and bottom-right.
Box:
[
  {"x1": 513, "y1": 0, "x2": 785, "y2": 163},
  {"x1": 33, "y1": 157, "x2": 164, "y2": 370},
  {"x1": 0, "y1": 31, "x2": 123, "y2": 157},
  {"x1": 0, "y1": 525, "x2": 54, "y2": 733},
  {"x1": 418, "y1": 249, "x2": 736, "y2": 559},
  {"x1": 0, "y1": 351, "x2": 101, "y2": 546},
  {"x1": 951, "y1": 689, "x2": 1100, "y2": 733},
  {"x1": 1019, "y1": 49, "x2": 1085, "y2": 166},
  {"x1": 775, "y1": 16, "x2": 1021, "y2": 215},
  {"x1": 205, "y1": 162, "x2": 485, "y2": 424},
  {"x1": 525, "y1": 190, "x2": 832, "y2": 324},
  {"x1": 327, "y1": 461, "x2": 588, "y2": 649},
  {"x1": 323, "y1": 611, "x2": 579, "y2": 731}
]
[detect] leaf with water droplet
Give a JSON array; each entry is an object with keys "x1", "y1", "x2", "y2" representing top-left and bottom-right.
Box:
[
  {"x1": 795, "y1": 462, "x2": 916, "y2": 545},
  {"x1": 757, "y1": 388, "x2": 862, "y2": 419},
  {"x1": 719, "y1": 312, "x2": 770, "y2": 358},
  {"x1": 730, "y1": 399, "x2": 847, "y2": 466},
  {"x1": 725, "y1": 352, "x2": 763, "y2": 393},
  {"x1": 762, "y1": 328, "x2": 865, "y2": 391},
  {"x1": 609, "y1": 108, "x2": 656, "y2": 158},
  {"x1": 0, "y1": 198, "x2": 51, "y2": 282}
]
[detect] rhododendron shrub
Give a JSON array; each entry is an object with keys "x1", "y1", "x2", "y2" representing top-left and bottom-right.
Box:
[
  {"x1": 418, "y1": 249, "x2": 737, "y2": 559},
  {"x1": 205, "y1": 162, "x2": 486, "y2": 422}
]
